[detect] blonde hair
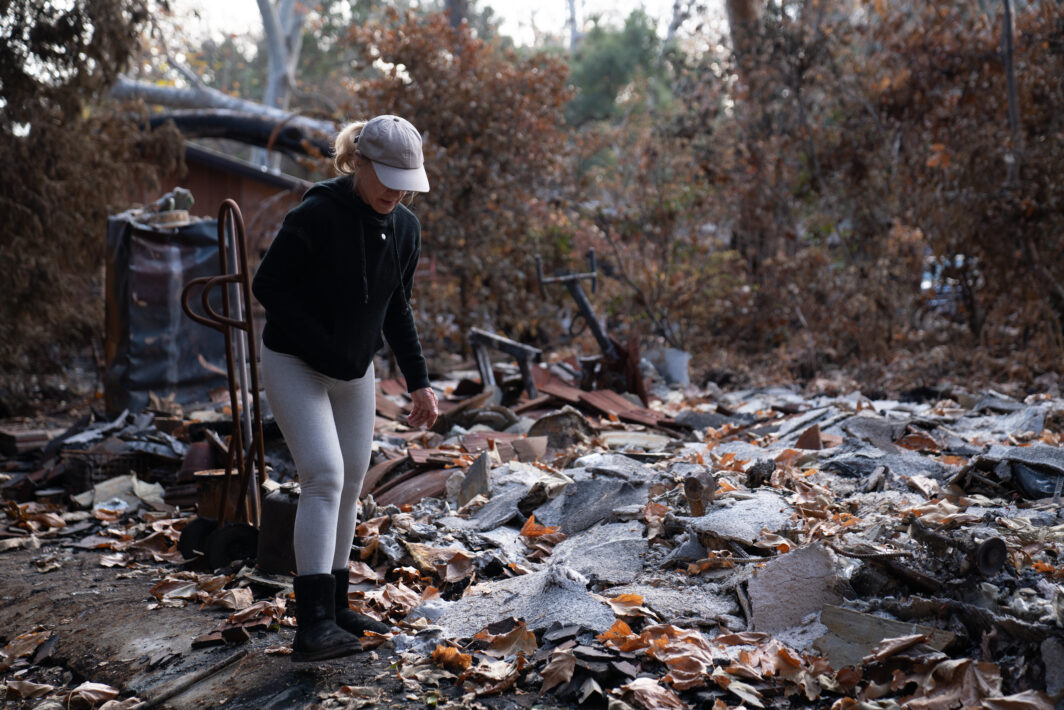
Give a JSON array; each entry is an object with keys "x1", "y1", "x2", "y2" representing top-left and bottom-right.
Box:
[{"x1": 333, "y1": 120, "x2": 367, "y2": 175}]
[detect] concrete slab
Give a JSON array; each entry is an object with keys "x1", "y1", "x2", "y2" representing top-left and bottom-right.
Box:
[
  {"x1": 840, "y1": 412, "x2": 907, "y2": 452},
  {"x1": 747, "y1": 543, "x2": 841, "y2": 633},
  {"x1": 532, "y1": 472, "x2": 650, "y2": 535},
  {"x1": 550, "y1": 522, "x2": 647, "y2": 586},
  {"x1": 456, "y1": 452, "x2": 491, "y2": 507},
  {"x1": 813, "y1": 604, "x2": 956, "y2": 669},
  {"x1": 427, "y1": 566, "x2": 616, "y2": 639},
  {"x1": 955, "y1": 404, "x2": 1050, "y2": 439},
  {"x1": 607, "y1": 581, "x2": 737, "y2": 626},
  {"x1": 575, "y1": 452, "x2": 654, "y2": 483},
  {"x1": 439, "y1": 483, "x2": 527, "y2": 532},
  {"x1": 687, "y1": 490, "x2": 794, "y2": 546},
  {"x1": 1041, "y1": 638, "x2": 1064, "y2": 698}
]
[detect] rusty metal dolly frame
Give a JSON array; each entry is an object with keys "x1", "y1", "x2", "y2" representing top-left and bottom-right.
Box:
[
  {"x1": 535, "y1": 249, "x2": 648, "y2": 406},
  {"x1": 177, "y1": 199, "x2": 268, "y2": 570}
]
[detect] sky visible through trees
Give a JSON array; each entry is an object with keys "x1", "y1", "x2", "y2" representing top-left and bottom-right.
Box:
[{"x1": 173, "y1": 0, "x2": 691, "y2": 45}]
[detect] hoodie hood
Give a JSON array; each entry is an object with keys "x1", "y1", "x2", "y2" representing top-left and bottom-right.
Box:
[
  {"x1": 302, "y1": 175, "x2": 409, "y2": 307},
  {"x1": 308, "y1": 175, "x2": 391, "y2": 223}
]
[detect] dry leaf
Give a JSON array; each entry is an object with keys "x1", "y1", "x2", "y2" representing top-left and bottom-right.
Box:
[
  {"x1": 474, "y1": 621, "x2": 538, "y2": 658},
  {"x1": 687, "y1": 551, "x2": 736, "y2": 574},
  {"x1": 597, "y1": 619, "x2": 634, "y2": 646},
  {"x1": 713, "y1": 631, "x2": 772, "y2": 646},
  {"x1": 596, "y1": 593, "x2": 660, "y2": 621},
  {"x1": 431, "y1": 644, "x2": 472, "y2": 672},
  {"x1": 621, "y1": 677, "x2": 687, "y2": 709},
  {"x1": 462, "y1": 658, "x2": 523, "y2": 696},
  {"x1": 99, "y1": 553, "x2": 129, "y2": 568},
  {"x1": 202, "y1": 587, "x2": 253, "y2": 611},
  {"x1": 227, "y1": 598, "x2": 286, "y2": 624},
  {"x1": 520, "y1": 514, "x2": 561, "y2": 538},
  {"x1": 643, "y1": 502, "x2": 668, "y2": 540},
  {"x1": 436, "y1": 551, "x2": 474, "y2": 583},
  {"x1": 861, "y1": 634, "x2": 928, "y2": 664},
  {"x1": 346, "y1": 560, "x2": 382, "y2": 583},
  {"x1": 356, "y1": 515, "x2": 391, "y2": 537},
  {"x1": 67, "y1": 681, "x2": 120, "y2": 707},
  {"x1": 899, "y1": 658, "x2": 1002, "y2": 709},
  {"x1": 5, "y1": 679, "x2": 54, "y2": 698},
  {"x1": 896, "y1": 429, "x2": 941, "y2": 452},
  {"x1": 1, "y1": 629, "x2": 54, "y2": 665},
  {"x1": 540, "y1": 649, "x2": 576, "y2": 695},
  {"x1": 980, "y1": 690, "x2": 1055, "y2": 710},
  {"x1": 405, "y1": 542, "x2": 467, "y2": 574},
  {"x1": 711, "y1": 666, "x2": 764, "y2": 707}
]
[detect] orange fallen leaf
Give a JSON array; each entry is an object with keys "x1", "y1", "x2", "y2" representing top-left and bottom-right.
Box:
[
  {"x1": 896, "y1": 430, "x2": 940, "y2": 452},
  {"x1": 520, "y1": 515, "x2": 561, "y2": 538},
  {"x1": 431, "y1": 644, "x2": 472, "y2": 672},
  {"x1": 597, "y1": 619, "x2": 634, "y2": 645},
  {"x1": 715, "y1": 479, "x2": 738, "y2": 495},
  {"x1": 600, "y1": 593, "x2": 659, "y2": 619}
]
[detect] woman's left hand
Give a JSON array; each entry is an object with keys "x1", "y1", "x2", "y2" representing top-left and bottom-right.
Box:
[{"x1": 407, "y1": 387, "x2": 439, "y2": 429}]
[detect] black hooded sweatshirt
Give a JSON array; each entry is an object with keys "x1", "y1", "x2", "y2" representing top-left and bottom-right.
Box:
[{"x1": 251, "y1": 175, "x2": 430, "y2": 392}]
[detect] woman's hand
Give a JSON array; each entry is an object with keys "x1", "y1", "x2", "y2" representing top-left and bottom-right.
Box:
[{"x1": 406, "y1": 387, "x2": 439, "y2": 429}]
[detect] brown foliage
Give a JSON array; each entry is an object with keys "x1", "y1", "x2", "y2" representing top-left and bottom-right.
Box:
[
  {"x1": 340, "y1": 10, "x2": 574, "y2": 347},
  {"x1": 0, "y1": 0, "x2": 184, "y2": 402},
  {"x1": 662, "y1": 0, "x2": 1064, "y2": 387}
]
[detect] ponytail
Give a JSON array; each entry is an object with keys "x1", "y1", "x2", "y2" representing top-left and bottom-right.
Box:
[{"x1": 333, "y1": 121, "x2": 367, "y2": 175}]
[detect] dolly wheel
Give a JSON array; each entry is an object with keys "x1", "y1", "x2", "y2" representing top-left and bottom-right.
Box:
[
  {"x1": 205, "y1": 523, "x2": 259, "y2": 570},
  {"x1": 177, "y1": 517, "x2": 218, "y2": 559}
]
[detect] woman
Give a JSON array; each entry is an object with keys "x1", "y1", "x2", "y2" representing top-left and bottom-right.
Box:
[{"x1": 252, "y1": 114, "x2": 439, "y2": 662}]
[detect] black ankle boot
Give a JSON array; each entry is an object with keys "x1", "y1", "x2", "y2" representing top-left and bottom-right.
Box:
[
  {"x1": 332, "y1": 568, "x2": 390, "y2": 637},
  {"x1": 292, "y1": 574, "x2": 363, "y2": 662}
]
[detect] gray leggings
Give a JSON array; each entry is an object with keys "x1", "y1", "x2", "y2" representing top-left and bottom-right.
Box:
[{"x1": 260, "y1": 346, "x2": 375, "y2": 575}]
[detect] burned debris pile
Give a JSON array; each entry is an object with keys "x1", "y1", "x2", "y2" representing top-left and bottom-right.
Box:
[{"x1": 1, "y1": 360, "x2": 1063, "y2": 709}]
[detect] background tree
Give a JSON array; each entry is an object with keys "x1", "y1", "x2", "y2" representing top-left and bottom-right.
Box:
[
  {"x1": 340, "y1": 9, "x2": 573, "y2": 346},
  {"x1": 0, "y1": 0, "x2": 183, "y2": 408},
  {"x1": 565, "y1": 10, "x2": 673, "y2": 126}
]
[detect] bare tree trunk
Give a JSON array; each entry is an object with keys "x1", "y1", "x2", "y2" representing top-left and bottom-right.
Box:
[
  {"x1": 567, "y1": 0, "x2": 580, "y2": 51},
  {"x1": 254, "y1": 0, "x2": 309, "y2": 169},
  {"x1": 724, "y1": 0, "x2": 770, "y2": 274},
  {"x1": 111, "y1": 76, "x2": 336, "y2": 138},
  {"x1": 725, "y1": 0, "x2": 761, "y2": 71},
  {"x1": 1002, "y1": 0, "x2": 1020, "y2": 187}
]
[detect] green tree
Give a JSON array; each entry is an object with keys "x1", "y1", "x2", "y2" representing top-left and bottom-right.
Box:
[{"x1": 565, "y1": 10, "x2": 672, "y2": 126}]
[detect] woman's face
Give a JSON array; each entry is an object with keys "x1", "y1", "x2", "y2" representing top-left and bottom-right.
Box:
[{"x1": 355, "y1": 157, "x2": 405, "y2": 214}]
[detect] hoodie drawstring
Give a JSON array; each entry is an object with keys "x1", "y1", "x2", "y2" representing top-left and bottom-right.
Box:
[
  {"x1": 359, "y1": 212, "x2": 409, "y2": 313},
  {"x1": 358, "y1": 219, "x2": 369, "y2": 304}
]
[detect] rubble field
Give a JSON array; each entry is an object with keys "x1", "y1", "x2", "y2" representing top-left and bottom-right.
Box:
[{"x1": 1, "y1": 359, "x2": 1063, "y2": 710}]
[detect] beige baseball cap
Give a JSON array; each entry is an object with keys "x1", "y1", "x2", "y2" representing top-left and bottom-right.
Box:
[{"x1": 357, "y1": 115, "x2": 430, "y2": 193}]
